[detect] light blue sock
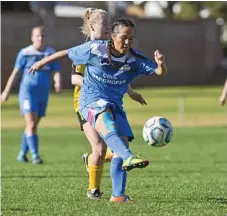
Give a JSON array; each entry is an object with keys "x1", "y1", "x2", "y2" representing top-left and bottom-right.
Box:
[
  {"x1": 18, "y1": 133, "x2": 29, "y2": 157},
  {"x1": 110, "y1": 157, "x2": 127, "y2": 197},
  {"x1": 26, "y1": 134, "x2": 39, "y2": 160},
  {"x1": 103, "y1": 132, "x2": 133, "y2": 160}
]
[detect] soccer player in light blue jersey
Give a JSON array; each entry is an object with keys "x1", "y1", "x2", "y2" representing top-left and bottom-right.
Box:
[
  {"x1": 29, "y1": 18, "x2": 167, "y2": 202},
  {"x1": 1, "y1": 26, "x2": 61, "y2": 164},
  {"x1": 71, "y1": 8, "x2": 147, "y2": 200}
]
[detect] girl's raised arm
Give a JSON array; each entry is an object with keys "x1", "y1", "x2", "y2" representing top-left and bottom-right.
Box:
[{"x1": 29, "y1": 50, "x2": 68, "y2": 74}]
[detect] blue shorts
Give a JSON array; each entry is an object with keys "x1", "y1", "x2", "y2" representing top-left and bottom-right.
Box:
[
  {"x1": 80, "y1": 99, "x2": 134, "y2": 141},
  {"x1": 18, "y1": 91, "x2": 48, "y2": 117}
]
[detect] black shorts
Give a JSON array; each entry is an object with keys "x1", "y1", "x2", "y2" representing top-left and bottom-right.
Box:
[{"x1": 76, "y1": 111, "x2": 87, "y2": 131}]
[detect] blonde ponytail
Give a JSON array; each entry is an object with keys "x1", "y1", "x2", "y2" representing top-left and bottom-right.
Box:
[
  {"x1": 81, "y1": 8, "x2": 93, "y2": 38},
  {"x1": 80, "y1": 8, "x2": 107, "y2": 39}
]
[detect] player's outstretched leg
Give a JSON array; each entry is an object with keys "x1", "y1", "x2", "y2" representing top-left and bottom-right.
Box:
[
  {"x1": 122, "y1": 155, "x2": 149, "y2": 171},
  {"x1": 103, "y1": 133, "x2": 149, "y2": 171},
  {"x1": 96, "y1": 110, "x2": 149, "y2": 172}
]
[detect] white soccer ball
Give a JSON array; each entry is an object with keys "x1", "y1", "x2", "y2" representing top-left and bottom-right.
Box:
[{"x1": 142, "y1": 116, "x2": 173, "y2": 147}]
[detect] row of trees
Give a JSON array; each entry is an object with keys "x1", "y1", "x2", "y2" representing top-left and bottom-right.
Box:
[
  {"x1": 157, "y1": 1, "x2": 227, "y2": 22},
  {"x1": 2, "y1": 2, "x2": 227, "y2": 22},
  {"x1": 149, "y1": 1, "x2": 227, "y2": 54}
]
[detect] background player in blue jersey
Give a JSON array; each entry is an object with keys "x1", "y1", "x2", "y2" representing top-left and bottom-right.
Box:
[
  {"x1": 29, "y1": 18, "x2": 167, "y2": 202},
  {"x1": 1, "y1": 26, "x2": 61, "y2": 164}
]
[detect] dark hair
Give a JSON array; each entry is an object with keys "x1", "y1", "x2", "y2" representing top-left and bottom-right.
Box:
[
  {"x1": 107, "y1": 18, "x2": 136, "y2": 66},
  {"x1": 111, "y1": 18, "x2": 135, "y2": 35}
]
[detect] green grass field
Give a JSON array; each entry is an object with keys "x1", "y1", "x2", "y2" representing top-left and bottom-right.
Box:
[{"x1": 1, "y1": 87, "x2": 227, "y2": 216}]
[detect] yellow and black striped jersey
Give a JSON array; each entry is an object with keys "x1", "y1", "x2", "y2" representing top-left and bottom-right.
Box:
[{"x1": 71, "y1": 64, "x2": 86, "y2": 112}]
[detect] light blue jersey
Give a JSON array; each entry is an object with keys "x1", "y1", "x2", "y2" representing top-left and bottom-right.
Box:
[
  {"x1": 68, "y1": 40, "x2": 157, "y2": 112},
  {"x1": 16, "y1": 45, "x2": 60, "y2": 116},
  {"x1": 68, "y1": 40, "x2": 158, "y2": 141}
]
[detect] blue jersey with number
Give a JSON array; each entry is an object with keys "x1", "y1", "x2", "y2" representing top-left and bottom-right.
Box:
[
  {"x1": 15, "y1": 45, "x2": 60, "y2": 99},
  {"x1": 68, "y1": 40, "x2": 157, "y2": 111}
]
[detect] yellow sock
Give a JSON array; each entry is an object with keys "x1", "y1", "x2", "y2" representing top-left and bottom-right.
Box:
[
  {"x1": 104, "y1": 148, "x2": 113, "y2": 163},
  {"x1": 88, "y1": 164, "x2": 103, "y2": 190}
]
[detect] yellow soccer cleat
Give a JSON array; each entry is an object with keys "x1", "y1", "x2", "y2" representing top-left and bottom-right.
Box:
[{"x1": 122, "y1": 155, "x2": 149, "y2": 171}]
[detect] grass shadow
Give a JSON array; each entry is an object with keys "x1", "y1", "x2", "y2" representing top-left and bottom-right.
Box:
[
  {"x1": 1, "y1": 175, "x2": 110, "y2": 179},
  {"x1": 208, "y1": 197, "x2": 227, "y2": 205}
]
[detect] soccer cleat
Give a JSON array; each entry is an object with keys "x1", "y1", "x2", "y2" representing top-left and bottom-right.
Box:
[
  {"x1": 122, "y1": 155, "x2": 149, "y2": 171},
  {"x1": 82, "y1": 153, "x2": 89, "y2": 175},
  {"x1": 32, "y1": 156, "x2": 43, "y2": 164},
  {"x1": 110, "y1": 195, "x2": 131, "y2": 203},
  {"x1": 87, "y1": 188, "x2": 103, "y2": 200},
  {"x1": 17, "y1": 155, "x2": 29, "y2": 163}
]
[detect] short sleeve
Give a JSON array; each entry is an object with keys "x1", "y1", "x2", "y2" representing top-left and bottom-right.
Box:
[
  {"x1": 51, "y1": 60, "x2": 60, "y2": 72},
  {"x1": 14, "y1": 50, "x2": 26, "y2": 71},
  {"x1": 139, "y1": 59, "x2": 158, "y2": 76},
  {"x1": 68, "y1": 41, "x2": 92, "y2": 65}
]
